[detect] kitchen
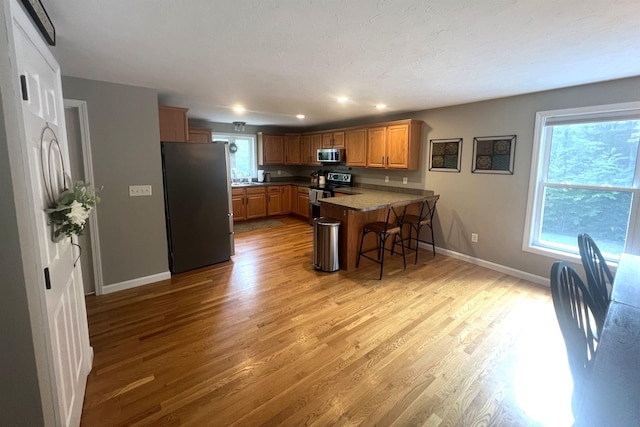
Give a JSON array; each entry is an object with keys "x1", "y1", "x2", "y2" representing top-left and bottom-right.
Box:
[{"x1": 2, "y1": 4, "x2": 640, "y2": 423}]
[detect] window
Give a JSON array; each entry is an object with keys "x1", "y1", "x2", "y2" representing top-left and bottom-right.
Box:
[
  {"x1": 523, "y1": 102, "x2": 640, "y2": 262},
  {"x1": 213, "y1": 133, "x2": 257, "y2": 181}
]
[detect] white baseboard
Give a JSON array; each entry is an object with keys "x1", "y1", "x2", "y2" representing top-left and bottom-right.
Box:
[
  {"x1": 102, "y1": 271, "x2": 171, "y2": 294},
  {"x1": 418, "y1": 242, "x2": 549, "y2": 287}
]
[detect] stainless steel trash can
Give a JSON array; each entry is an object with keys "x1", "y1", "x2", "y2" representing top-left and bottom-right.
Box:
[{"x1": 313, "y1": 217, "x2": 340, "y2": 272}]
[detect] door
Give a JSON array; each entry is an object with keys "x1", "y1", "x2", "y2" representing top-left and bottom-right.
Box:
[
  {"x1": 10, "y1": 2, "x2": 91, "y2": 425},
  {"x1": 387, "y1": 124, "x2": 410, "y2": 169},
  {"x1": 367, "y1": 127, "x2": 387, "y2": 168}
]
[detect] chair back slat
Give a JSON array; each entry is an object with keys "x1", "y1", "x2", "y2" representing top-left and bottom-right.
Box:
[{"x1": 578, "y1": 233, "x2": 613, "y2": 333}]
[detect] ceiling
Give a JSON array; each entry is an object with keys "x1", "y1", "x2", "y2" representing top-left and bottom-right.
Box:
[{"x1": 45, "y1": 0, "x2": 640, "y2": 127}]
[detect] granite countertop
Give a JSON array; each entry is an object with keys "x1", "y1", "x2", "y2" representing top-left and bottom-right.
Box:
[
  {"x1": 231, "y1": 180, "x2": 311, "y2": 188},
  {"x1": 320, "y1": 187, "x2": 434, "y2": 212}
]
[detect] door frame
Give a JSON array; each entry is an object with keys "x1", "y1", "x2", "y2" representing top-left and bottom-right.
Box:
[{"x1": 64, "y1": 99, "x2": 105, "y2": 295}]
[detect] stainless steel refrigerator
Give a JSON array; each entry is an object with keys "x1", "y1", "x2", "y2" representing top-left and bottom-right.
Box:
[{"x1": 161, "y1": 141, "x2": 234, "y2": 274}]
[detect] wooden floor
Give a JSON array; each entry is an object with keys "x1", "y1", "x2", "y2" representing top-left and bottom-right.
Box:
[{"x1": 81, "y1": 217, "x2": 575, "y2": 426}]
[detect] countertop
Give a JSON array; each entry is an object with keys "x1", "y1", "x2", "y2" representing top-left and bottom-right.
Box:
[
  {"x1": 231, "y1": 180, "x2": 311, "y2": 188},
  {"x1": 320, "y1": 187, "x2": 434, "y2": 212}
]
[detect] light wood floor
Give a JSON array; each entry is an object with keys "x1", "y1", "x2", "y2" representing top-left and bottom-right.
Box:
[{"x1": 81, "y1": 217, "x2": 574, "y2": 426}]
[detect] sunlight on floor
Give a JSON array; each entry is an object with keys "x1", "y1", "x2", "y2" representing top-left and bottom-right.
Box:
[{"x1": 513, "y1": 300, "x2": 575, "y2": 427}]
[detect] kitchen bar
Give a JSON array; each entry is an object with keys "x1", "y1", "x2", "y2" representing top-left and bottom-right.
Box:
[{"x1": 319, "y1": 188, "x2": 435, "y2": 270}]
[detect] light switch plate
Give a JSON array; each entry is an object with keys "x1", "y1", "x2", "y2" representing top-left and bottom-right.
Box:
[
  {"x1": 129, "y1": 185, "x2": 152, "y2": 197},
  {"x1": 402, "y1": 177, "x2": 408, "y2": 184}
]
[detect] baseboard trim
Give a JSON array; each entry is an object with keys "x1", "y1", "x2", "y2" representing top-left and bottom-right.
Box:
[
  {"x1": 102, "y1": 271, "x2": 171, "y2": 294},
  {"x1": 418, "y1": 242, "x2": 549, "y2": 287}
]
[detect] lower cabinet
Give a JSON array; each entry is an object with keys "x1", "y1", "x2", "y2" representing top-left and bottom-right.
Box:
[
  {"x1": 267, "y1": 186, "x2": 282, "y2": 216},
  {"x1": 233, "y1": 187, "x2": 267, "y2": 221},
  {"x1": 281, "y1": 185, "x2": 292, "y2": 213},
  {"x1": 297, "y1": 186, "x2": 309, "y2": 219}
]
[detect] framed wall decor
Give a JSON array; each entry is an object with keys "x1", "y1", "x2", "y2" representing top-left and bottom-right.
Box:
[
  {"x1": 472, "y1": 135, "x2": 516, "y2": 174},
  {"x1": 429, "y1": 138, "x2": 462, "y2": 172},
  {"x1": 20, "y1": 0, "x2": 56, "y2": 45}
]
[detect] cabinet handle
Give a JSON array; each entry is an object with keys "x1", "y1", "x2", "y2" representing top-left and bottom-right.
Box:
[
  {"x1": 387, "y1": 156, "x2": 389, "y2": 166},
  {"x1": 381, "y1": 156, "x2": 384, "y2": 165}
]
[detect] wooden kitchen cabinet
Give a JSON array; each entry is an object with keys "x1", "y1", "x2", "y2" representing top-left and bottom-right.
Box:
[
  {"x1": 291, "y1": 185, "x2": 298, "y2": 213},
  {"x1": 345, "y1": 128, "x2": 367, "y2": 167},
  {"x1": 322, "y1": 131, "x2": 345, "y2": 148},
  {"x1": 281, "y1": 185, "x2": 292, "y2": 213},
  {"x1": 267, "y1": 186, "x2": 282, "y2": 216},
  {"x1": 284, "y1": 134, "x2": 301, "y2": 165},
  {"x1": 159, "y1": 106, "x2": 189, "y2": 142},
  {"x1": 366, "y1": 126, "x2": 387, "y2": 168},
  {"x1": 258, "y1": 132, "x2": 285, "y2": 165},
  {"x1": 188, "y1": 127, "x2": 212, "y2": 143},
  {"x1": 232, "y1": 187, "x2": 267, "y2": 221},
  {"x1": 300, "y1": 133, "x2": 323, "y2": 165},
  {"x1": 365, "y1": 120, "x2": 422, "y2": 170},
  {"x1": 232, "y1": 188, "x2": 247, "y2": 221},
  {"x1": 297, "y1": 186, "x2": 309, "y2": 219}
]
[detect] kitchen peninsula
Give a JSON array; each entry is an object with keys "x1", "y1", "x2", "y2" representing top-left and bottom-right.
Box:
[{"x1": 319, "y1": 187, "x2": 435, "y2": 270}]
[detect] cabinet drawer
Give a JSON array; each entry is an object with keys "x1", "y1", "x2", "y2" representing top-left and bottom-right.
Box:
[
  {"x1": 246, "y1": 186, "x2": 266, "y2": 195},
  {"x1": 232, "y1": 188, "x2": 245, "y2": 196},
  {"x1": 267, "y1": 186, "x2": 281, "y2": 193}
]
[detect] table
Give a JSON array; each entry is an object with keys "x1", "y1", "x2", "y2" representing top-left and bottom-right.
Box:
[{"x1": 575, "y1": 253, "x2": 640, "y2": 426}]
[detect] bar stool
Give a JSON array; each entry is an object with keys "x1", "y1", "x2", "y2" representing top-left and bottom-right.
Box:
[
  {"x1": 356, "y1": 201, "x2": 409, "y2": 280},
  {"x1": 400, "y1": 195, "x2": 439, "y2": 264}
]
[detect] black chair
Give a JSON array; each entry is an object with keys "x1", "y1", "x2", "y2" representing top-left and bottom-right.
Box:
[
  {"x1": 357, "y1": 201, "x2": 409, "y2": 280},
  {"x1": 550, "y1": 261, "x2": 599, "y2": 414},
  {"x1": 578, "y1": 233, "x2": 614, "y2": 333},
  {"x1": 399, "y1": 195, "x2": 439, "y2": 264}
]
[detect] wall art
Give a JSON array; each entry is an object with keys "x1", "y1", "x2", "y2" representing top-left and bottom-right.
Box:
[
  {"x1": 472, "y1": 135, "x2": 516, "y2": 174},
  {"x1": 429, "y1": 138, "x2": 462, "y2": 172}
]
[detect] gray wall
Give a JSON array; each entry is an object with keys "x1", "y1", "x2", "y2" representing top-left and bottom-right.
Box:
[
  {"x1": 0, "y1": 80, "x2": 45, "y2": 425},
  {"x1": 61, "y1": 77, "x2": 169, "y2": 286}
]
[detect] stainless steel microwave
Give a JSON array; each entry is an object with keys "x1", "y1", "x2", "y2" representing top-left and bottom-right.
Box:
[{"x1": 317, "y1": 148, "x2": 345, "y2": 163}]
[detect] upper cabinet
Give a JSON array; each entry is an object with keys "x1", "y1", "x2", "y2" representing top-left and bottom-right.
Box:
[
  {"x1": 284, "y1": 134, "x2": 301, "y2": 165},
  {"x1": 159, "y1": 106, "x2": 189, "y2": 142},
  {"x1": 188, "y1": 127, "x2": 212, "y2": 143},
  {"x1": 366, "y1": 120, "x2": 422, "y2": 170},
  {"x1": 346, "y1": 128, "x2": 367, "y2": 167},
  {"x1": 322, "y1": 131, "x2": 345, "y2": 148},
  {"x1": 258, "y1": 132, "x2": 284, "y2": 165},
  {"x1": 301, "y1": 133, "x2": 322, "y2": 165}
]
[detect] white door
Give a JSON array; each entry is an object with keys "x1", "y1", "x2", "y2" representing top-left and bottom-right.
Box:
[{"x1": 9, "y1": 2, "x2": 92, "y2": 426}]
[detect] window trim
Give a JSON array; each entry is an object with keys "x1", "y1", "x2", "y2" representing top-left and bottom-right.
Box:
[{"x1": 522, "y1": 101, "x2": 640, "y2": 263}]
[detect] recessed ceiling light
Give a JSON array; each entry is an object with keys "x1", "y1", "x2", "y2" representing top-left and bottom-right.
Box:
[
  {"x1": 337, "y1": 97, "x2": 349, "y2": 103},
  {"x1": 233, "y1": 105, "x2": 246, "y2": 113},
  {"x1": 296, "y1": 114, "x2": 305, "y2": 119},
  {"x1": 376, "y1": 104, "x2": 387, "y2": 110}
]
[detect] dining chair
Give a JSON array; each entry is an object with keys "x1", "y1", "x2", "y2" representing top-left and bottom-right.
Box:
[
  {"x1": 577, "y1": 233, "x2": 614, "y2": 333},
  {"x1": 550, "y1": 261, "x2": 599, "y2": 415},
  {"x1": 356, "y1": 201, "x2": 409, "y2": 279},
  {"x1": 399, "y1": 195, "x2": 440, "y2": 264}
]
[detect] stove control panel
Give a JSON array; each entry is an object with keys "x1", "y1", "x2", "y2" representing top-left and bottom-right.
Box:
[{"x1": 327, "y1": 172, "x2": 352, "y2": 184}]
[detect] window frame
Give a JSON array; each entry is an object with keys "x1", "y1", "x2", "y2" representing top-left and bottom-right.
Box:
[
  {"x1": 212, "y1": 132, "x2": 257, "y2": 179},
  {"x1": 522, "y1": 101, "x2": 640, "y2": 263}
]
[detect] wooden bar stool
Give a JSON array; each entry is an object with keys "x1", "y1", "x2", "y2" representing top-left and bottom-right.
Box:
[
  {"x1": 400, "y1": 195, "x2": 439, "y2": 264},
  {"x1": 356, "y1": 201, "x2": 409, "y2": 280}
]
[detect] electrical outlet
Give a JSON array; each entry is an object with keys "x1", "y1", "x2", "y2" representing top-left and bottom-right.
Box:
[
  {"x1": 471, "y1": 233, "x2": 478, "y2": 243},
  {"x1": 402, "y1": 177, "x2": 408, "y2": 184},
  {"x1": 129, "y1": 185, "x2": 152, "y2": 197},
  {"x1": 384, "y1": 176, "x2": 389, "y2": 183},
  {"x1": 278, "y1": 170, "x2": 281, "y2": 175}
]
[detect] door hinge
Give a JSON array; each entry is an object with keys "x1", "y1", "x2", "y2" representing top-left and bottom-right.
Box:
[
  {"x1": 20, "y1": 75, "x2": 28, "y2": 100},
  {"x1": 44, "y1": 267, "x2": 51, "y2": 290}
]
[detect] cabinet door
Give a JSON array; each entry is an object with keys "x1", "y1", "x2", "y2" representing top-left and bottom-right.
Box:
[
  {"x1": 366, "y1": 127, "x2": 387, "y2": 168},
  {"x1": 159, "y1": 106, "x2": 188, "y2": 142},
  {"x1": 322, "y1": 133, "x2": 333, "y2": 148},
  {"x1": 284, "y1": 135, "x2": 301, "y2": 165},
  {"x1": 291, "y1": 186, "x2": 299, "y2": 213},
  {"x1": 310, "y1": 134, "x2": 323, "y2": 165},
  {"x1": 297, "y1": 193, "x2": 309, "y2": 218},
  {"x1": 386, "y1": 124, "x2": 410, "y2": 169},
  {"x1": 300, "y1": 135, "x2": 311, "y2": 165},
  {"x1": 281, "y1": 185, "x2": 292, "y2": 213},
  {"x1": 188, "y1": 127, "x2": 212, "y2": 143},
  {"x1": 267, "y1": 186, "x2": 282, "y2": 216},
  {"x1": 263, "y1": 134, "x2": 285, "y2": 164},
  {"x1": 332, "y1": 131, "x2": 345, "y2": 148},
  {"x1": 232, "y1": 189, "x2": 246, "y2": 221},
  {"x1": 345, "y1": 128, "x2": 367, "y2": 167},
  {"x1": 246, "y1": 187, "x2": 267, "y2": 219}
]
